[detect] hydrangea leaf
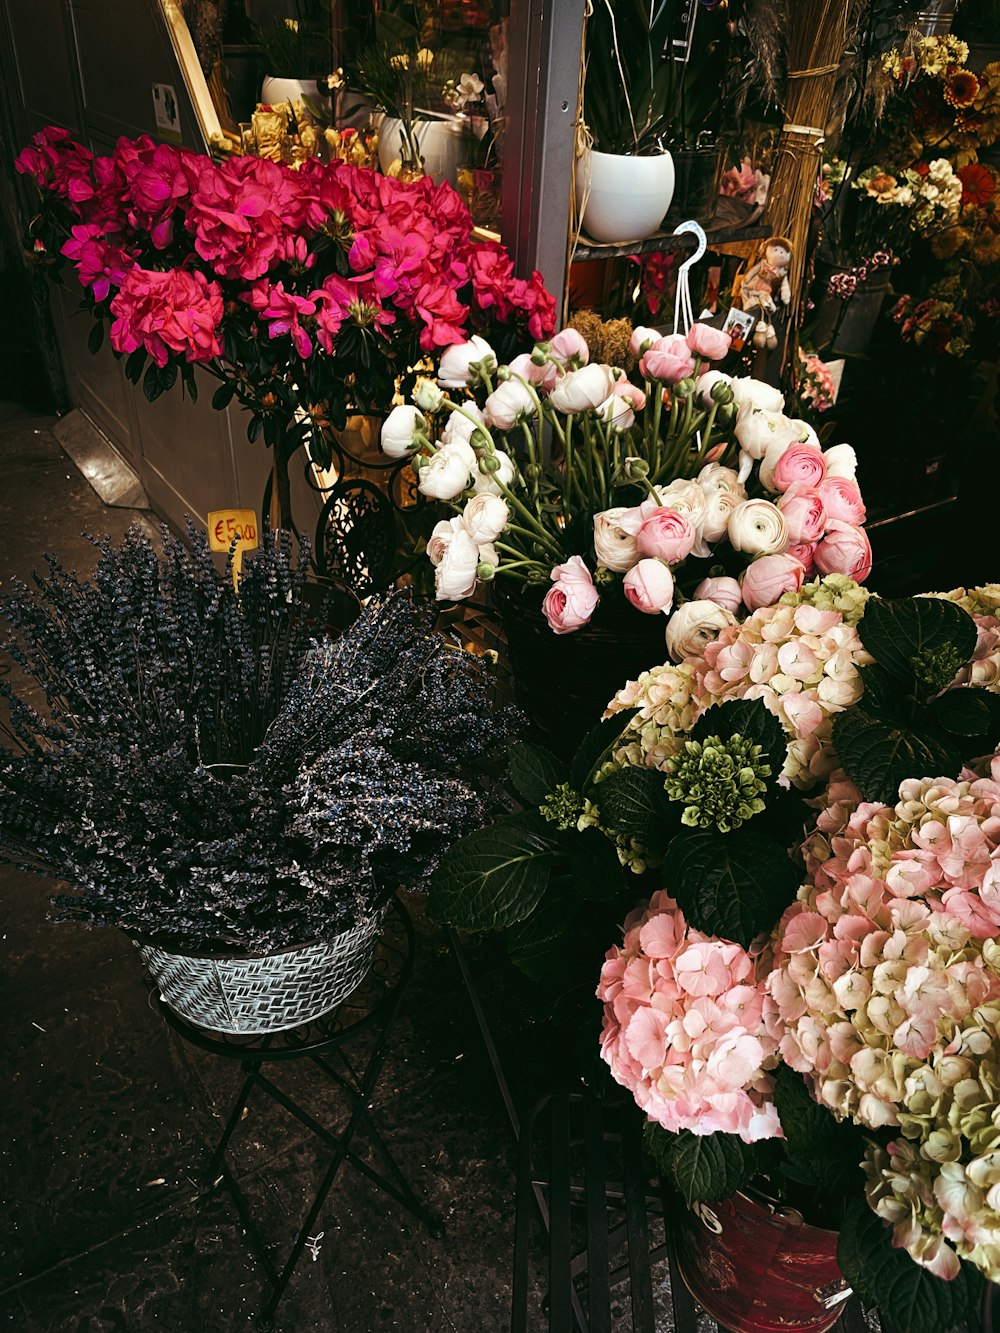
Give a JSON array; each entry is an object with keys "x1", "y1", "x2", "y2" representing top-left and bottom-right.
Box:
[
  {"x1": 427, "y1": 812, "x2": 559, "y2": 930},
  {"x1": 832, "y1": 709, "x2": 961, "y2": 806},
  {"x1": 571, "y1": 826, "x2": 625, "y2": 902},
  {"x1": 648, "y1": 1125, "x2": 761, "y2": 1206},
  {"x1": 859, "y1": 597, "x2": 977, "y2": 690},
  {"x1": 505, "y1": 880, "x2": 577, "y2": 981},
  {"x1": 772, "y1": 1065, "x2": 865, "y2": 1201},
  {"x1": 593, "y1": 765, "x2": 670, "y2": 842},
  {"x1": 929, "y1": 686, "x2": 1000, "y2": 740},
  {"x1": 570, "y1": 709, "x2": 639, "y2": 793},
  {"x1": 507, "y1": 741, "x2": 567, "y2": 805},
  {"x1": 663, "y1": 827, "x2": 799, "y2": 947},
  {"x1": 837, "y1": 1199, "x2": 982, "y2": 1333},
  {"x1": 691, "y1": 696, "x2": 786, "y2": 773}
]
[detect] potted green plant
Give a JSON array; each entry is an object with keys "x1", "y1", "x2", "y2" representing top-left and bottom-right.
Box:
[
  {"x1": 0, "y1": 525, "x2": 514, "y2": 1035},
  {"x1": 256, "y1": 13, "x2": 332, "y2": 115},
  {"x1": 429, "y1": 577, "x2": 1000, "y2": 1332}
]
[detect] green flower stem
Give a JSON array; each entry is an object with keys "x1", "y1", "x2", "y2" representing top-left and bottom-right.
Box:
[
  {"x1": 562, "y1": 413, "x2": 588, "y2": 511},
  {"x1": 649, "y1": 380, "x2": 664, "y2": 467},
  {"x1": 691, "y1": 402, "x2": 720, "y2": 473},
  {"x1": 441, "y1": 396, "x2": 495, "y2": 446},
  {"x1": 493, "y1": 479, "x2": 564, "y2": 559}
]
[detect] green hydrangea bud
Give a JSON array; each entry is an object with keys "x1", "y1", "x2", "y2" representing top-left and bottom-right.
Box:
[
  {"x1": 539, "y1": 782, "x2": 585, "y2": 831},
  {"x1": 664, "y1": 733, "x2": 771, "y2": 832},
  {"x1": 594, "y1": 566, "x2": 617, "y2": 588}
]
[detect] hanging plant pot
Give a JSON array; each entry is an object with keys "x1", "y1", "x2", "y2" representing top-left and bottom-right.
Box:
[
  {"x1": 674, "y1": 1189, "x2": 850, "y2": 1333},
  {"x1": 664, "y1": 144, "x2": 722, "y2": 225},
  {"x1": 133, "y1": 904, "x2": 389, "y2": 1035},
  {"x1": 576, "y1": 148, "x2": 675, "y2": 244}
]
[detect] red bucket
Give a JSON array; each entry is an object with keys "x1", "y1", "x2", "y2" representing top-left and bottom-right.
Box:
[{"x1": 674, "y1": 1190, "x2": 850, "y2": 1333}]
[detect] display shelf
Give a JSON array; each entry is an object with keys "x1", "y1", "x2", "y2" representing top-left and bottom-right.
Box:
[{"x1": 572, "y1": 221, "x2": 769, "y2": 262}]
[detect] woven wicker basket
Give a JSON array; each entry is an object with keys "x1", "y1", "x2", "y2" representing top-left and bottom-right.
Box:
[{"x1": 134, "y1": 906, "x2": 388, "y2": 1035}]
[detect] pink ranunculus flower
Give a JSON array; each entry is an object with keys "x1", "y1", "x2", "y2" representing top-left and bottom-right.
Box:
[
  {"x1": 507, "y1": 352, "x2": 558, "y2": 394},
  {"x1": 598, "y1": 379, "x2": 646, "y2": 431},
  {"x1": 623, "y1": 559, "x2": 675, "y2": 615},
  {"x1": 819, "y1": 476, "x2": 866, "y2": 526},
  {"x1": 629, "y1": 325, "x2": 661, "y2": 358},
  {"x1": 635, "y1": 507, "x2": 696, "y2": 564},
  {"x1": 640, "y1": 333, "x2": 696, "y2": 384},
  {"x1": 542, "y1": 555, "x2": 599, "y2": 634},
  {"x1": 686, "y1": 322, "x2": 732, "y2": 361},
  {"x1": 109, "y1": 266, "x2": 224, "y2": 367},
  {"x1": 597, "y1": 890, "x2": 783, "y2": 1143},
  {"x1": 777, "y1": 485, "x2": 827, "y2": 545},
  {"x1": 739, "y1": 553, "x2": 806, "y2": 612},
  {"x1": 761, "y1": 439, "x2": 828, "y2": 494},
  {"x1": 786, "y1": 542, "x2": 818, "y2": 578},
  {"x1": 546, "y1": 326, "x2": 590, "y2": 367},
  {"x1": 813, "y1": 521, "x2": 873, "y2": 583},
  {"x1": 694, "y1": 576, "x2": 743, "y2": 613}
]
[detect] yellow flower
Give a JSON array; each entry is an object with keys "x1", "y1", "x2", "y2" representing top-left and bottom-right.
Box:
[
  {"x1": 389, "y1": 53, "x2": 410, "y2": 71},
  {"x1": 415, "y1": 47, "x2": 435, "y2": 72}
]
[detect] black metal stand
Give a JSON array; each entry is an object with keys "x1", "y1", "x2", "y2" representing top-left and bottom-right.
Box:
[{"x1": 158, "y1": 899, "x2": 442, "y2": 1330}]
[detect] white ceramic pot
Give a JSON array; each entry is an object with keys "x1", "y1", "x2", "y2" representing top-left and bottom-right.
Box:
[
  {"x1": 576, "y1": 149, "x2": 675, "y2": 244},
  {"x1": 376, "y1": 114, "x2": 467, "y2": 185},
  {"x1": 261, "y1": 76, "x2": 321, "y2": 117}
]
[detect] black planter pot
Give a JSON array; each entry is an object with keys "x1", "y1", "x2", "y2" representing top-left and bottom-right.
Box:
[{"x1": 494, "y1": 583, "x2": 669, "y2": 758}]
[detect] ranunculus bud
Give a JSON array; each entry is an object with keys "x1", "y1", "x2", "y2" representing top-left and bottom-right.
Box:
[
  {"x1": 739, "y1": 553, "x2": 806, "y2": 611},
  {"x1": 508, "y1": 352, "x2": 557, "y2": 393},
  {"x1": 547, "y1": 327, "x2": 590, "y2": 367},
  {"x1": 542, "y1": 555, "x2": 599, "y2": 633},
  {"x1": 547, "y1": 363, "x2": 614, "y2": 414},
  {"x1": 461, "y1": 492, "x2": 509, "y2": 544},
  {"x1": 437, "y1": 334, "x2": 497, "y2": 388},
  {"x1": 418, "y1": 439, "x2": 476, "y2": 501},
  {"x1": 695, "y1": 370, "x2": 733, "y2": 408},
  {"x1": 476, "y1": 561, "x2": 497, "y2": 580},
  {"x1": 727, "y1": 498, "x2": 789, "y2": 556},
  {"x1": 665, "y1": 599, "x2": 736, "y2": 660},
  {"x1": 693, "y1": 576, "x2": 743, "y2": 613},
  {"x1": 624, "y1": 559, "x2": 675, "y2": 615},
  {"x1": 381, "y1": 404, "x2": 425, "y2": 459},
  {"x1": 635, "y1": 507, "x2": 696, "y2": 564},
  {"x1": 623, "y1": 456, "x2": 650, "y2": 480},
  {"x1": 813, "y1": 521, "x2": 872, "y2": 583},
  {"x1": 413, "y1": 377, "x2": 445, "y2": 412},
  {"x1": 686, "y1": 322, "x2": 732, "y2": 362},
  {"x1": 472, "y1": 448, "x2": 516, "y2": 495},
  {"x1": 593, "y1": 507, "x2": 640, "y2": 572}
]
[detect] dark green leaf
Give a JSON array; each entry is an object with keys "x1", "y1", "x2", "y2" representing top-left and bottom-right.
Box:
[
  {"x1": 181, "y1": 364, "x2": 197, "y2": 403},
  {"x1": 772, "y1": 1065, "x2": 865, "y2": 1199},
  {"x1": 124, "y1": 347, "x2": 148, "y2": 384},
  {"x1": 660, "y1": 1128, "x2": 761, "y2": 1205},
  {"x1": 570, "y1": 826, "x2": 625, "y2": 902},
  {"x1": 142, "y1": 362, "x2": 164, "y2": 402},
  {"x1": 506, "y1": 881, "x2": 578, "y2": 981},
  {"x1": 507, "y1": 741, "x2": 567, "y2": 805},
  {"x1": 212, "y1": 382, "x2": 236, "y2": 411},
  {"x1": 87, "y1": 320, "x2": 104, "y2": 355},
  {"x1": 570, "y1": 710, "x2": 638, "y2": 792},
  {"x1": 930, "y1": 687, "x2": 998, "y2": 739},
  {"x1": 855, "y1": 662, "x2": 911, "y2": 721},
  {"x1": 663, "y1": 827, "x2": 799, "y2": 947},
  {"x1": 860, "y1": 597, "x2": 977, "y2": 686},
  {"x1": 832, "y1": 709, "x2": 961, "y2": 806},
  {"x1": 838, "y1": 1199, "x2": 982, "y2": 1333},
  {"x1": 247, "y1": 415, "x2": 262, "y2": 444},
  {"x1": 427, "y1": 813, "x2": 559, "y2": 930},
  {"x1": 594, "y1": 766, "x2": 669, "y2": 842},
  {"x1": 691, "y1": 697, "x2": 786, "y2": 772}
]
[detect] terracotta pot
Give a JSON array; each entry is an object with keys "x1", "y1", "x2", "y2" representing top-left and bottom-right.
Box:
[
  {"x1": 674, "y1": 1189, "x2": 850, "y2": 1333},
  {"x1": 493, "y1": 583, "x2": 669, "y2": 757}
]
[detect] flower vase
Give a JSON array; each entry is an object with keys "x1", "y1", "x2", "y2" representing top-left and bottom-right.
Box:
[
  {"x1": 664, "y1": 144, "x2": 722, "y2": 225},
  {"x1": 674, "y1": 1189, "x2": 849, "y2": 1333},
  {"x1": 812, "y1": 264, "x2": 891, "y2": 355},
  {"x1": 493, "y1": 583, "x2": 670, "y2": 757}
]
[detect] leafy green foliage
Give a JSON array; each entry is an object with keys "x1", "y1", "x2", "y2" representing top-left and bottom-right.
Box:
[
  {"x1": 569, "y1": 711, "x2": 637, "y2": 791},
  {"x1": 832, "y1": 708, "x2": 960, "y2": 807},
  {"x1": 427, "y1": 814, "x2": 559, "y2": 930},
  {"x1": 593, "y1": 766, "x2": 671, "y2": 844},
  {"x1": 771, "y1": 1066, "x2": 865, "y2": 1206},
  {"x1": 837, "y1": 1200, "x2": 982, "y2": 1333},
  {"x1": 87, "y1": 319, "x2": 104, "y2": 354},
  {"x1": 860, "y1": 597, "x2": 977, "y2": 692},
  {"x1": 571, "y1": 827, "x2": 627, "y2": 902},
  {"x1": 507, "y1": 742, "x2": 567, "y2": 805},
  {"x1": 663, "y1": 827, "x2": 800, "y2": 947},
  {"x1": 691, "y1": 697, "x2": 786, "y2": 772},
  {"x1": 645, "y1": 1124, "x2": 763, "y2": 1205}
]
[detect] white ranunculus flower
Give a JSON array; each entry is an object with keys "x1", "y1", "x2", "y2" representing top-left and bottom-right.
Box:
[
  {"x1": 435, "y1": 524, "x2": 480, "y2": 601},
  {"x1": 701, "y1": 489, "x2": 739, "y2": 543},
  {"x1": 472, "y1": 448, "x2": 516, "y2": 494},
  {"x1": 824, "y1": 443, "x2": 858, "y2": 481},
  {"x1": 547, "y1": 363, "x2": 615, "y2": 414},
  {"x1": 593, "y1": 507, "x2": 640, "y2": 572},
  {"x1": 727, "y1": 497, "x2": 789, "y2": 556},
  {"x1": 665, "y1": 599, "x2": 737, "y2": 662},
  {"x1": 413, "y1": 377, "x2": 445, "y2": 412},
  {"x1": 729, "y1": 376, "x2": 785, "y2": 414},
  {"x1": 381, "y1": 404, "x2": 425, "y2": 459},
  {"x1": 417, "y1": 439, "x2": 476, "y2": 501},
  {"x1": 483, "y1": 378, "x2": 536, "y2": 430},
  {"x1": 694, "y1": 369, "x2": 734, "y2": 408},
  {"x1": 461, "y1": 492, "x2": 509, "y2": 544},
  {"x1": 734, "y1": 404, "x2": 803, "y2": 460},
  {"x1": 697, "y1": 462, "x2": 746, "y2": 498},
  {"x1": 442, "y1": 402, "x2": 486, "y2": 447},
  {"x1": 427, "y1": 515, "x2": 465, "y2": 566},
  {"x1": 437, "y1": 334, "x2": 497, "y2": 388}
]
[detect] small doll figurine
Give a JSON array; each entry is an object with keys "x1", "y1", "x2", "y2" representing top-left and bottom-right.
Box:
[{"x1": 740, "y1": 235, "x2": 793, "y2": 350}]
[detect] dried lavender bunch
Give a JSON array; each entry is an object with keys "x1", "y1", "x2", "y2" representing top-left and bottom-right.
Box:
[{"x1": 0, "y1": 527, "x2": 514, "y2": 951}]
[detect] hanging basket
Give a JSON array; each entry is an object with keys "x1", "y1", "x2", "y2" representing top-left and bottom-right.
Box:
[
  {"x1": 674, "y1": 1188, "x2": 850, "y2": 1333},
  {"x1": 133, "y1": 906, "x2": 389, "y2": 1036}
]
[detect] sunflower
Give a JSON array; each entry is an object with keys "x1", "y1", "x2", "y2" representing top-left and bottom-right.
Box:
[
  {"x1": 944, "y1": 68, "x2": 980, "y2": 108},
  {"x1": 958, "y1": 162, "x2": 997, "y2": 207}
]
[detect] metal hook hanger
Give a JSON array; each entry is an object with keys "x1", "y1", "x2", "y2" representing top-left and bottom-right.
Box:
[{"x1": 672, "y1": 219, "x2": 708, "y2": 336}]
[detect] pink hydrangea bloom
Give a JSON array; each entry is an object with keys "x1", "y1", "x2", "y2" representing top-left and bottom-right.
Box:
[
  {"x1": 109, "y1": 266, "x2": 224, "y2": 367},
  {"x1": 597, "y1": 890, "x2": 784, "y2": 1143}
]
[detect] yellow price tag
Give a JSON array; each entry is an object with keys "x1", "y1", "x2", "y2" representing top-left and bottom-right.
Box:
[{"x1": 207, "y1": 509, "x2": 259, "y2": 589}]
